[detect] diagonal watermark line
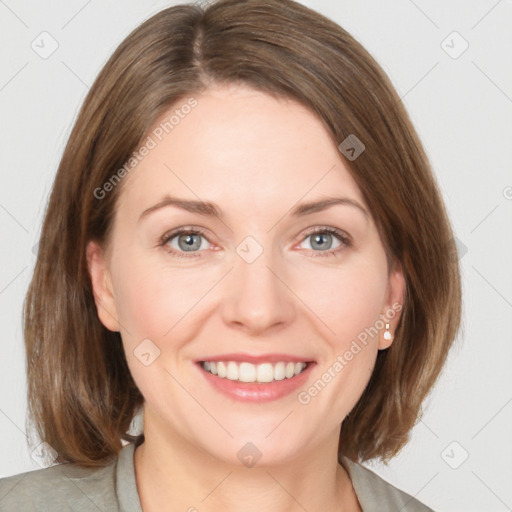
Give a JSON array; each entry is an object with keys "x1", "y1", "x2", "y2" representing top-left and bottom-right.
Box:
[
  {"x1": 393, "y1": 391, "x2": 439, "y2": 438},
  {"x1": 265, "y1": 266, "x2": 336, "y2": 335},
  {"x1": 56, "y1": 468, "x2": 107, "y2": 512},
  {"x1": 472, "y1": 471, "x2": 511, "y2": 510},
  {"x1": 61, "y1": 61, "x2": 90, "y2": 89},
  {"x1": 406, "y1": 0, "x2": 439, "y2": 29},
  {"x1": 399, "y1": 62, "x2": 439, "y2": 102},
  {"x1": 265, "y1": 410, "x2": 294, "y2": 438},
  {"x1": 419, "y1": 418, "x2": 439, "y2": 439},
  {"x1": 472, "y1": 61, "x2": 512, "y2": 105},
  {"x1": 163, "y1": 163, "x2": 233, "y2": 234},
  {"x1": 61, "y1": 0, "x2": 93, "y2": 29},
  {"x1": 472, "y1": 397, "x2": 512, "y2": 439},
  {"x1": 267, "y1": 163, "x2": 337, "y2": 234},
  {"x1": 0, "y1": 62, "x2": 29, "y2": 92},
  {"x1": 0, "y1": 266, "x2": 27, "y2": 295},
  {"x1": 398, "y1": 472, "x2": 439, "y2": 512},
  {"x1": 471, "y1": 0, "x2": 503, "y2": 30},
  {"x1": 0, "y1": 473, "x2": 29, "y2": 504},
  {"x1": 414, "y1": 471, "x2": 439, "y2": 496},
  {"x1": 60, "y1": 61, "x2": 132, "y2": 135},
  {"x1": 265, "y1": 471, "x2": 310, "y2": 511},
  {"x1": 95, "y1": 297, "x2": 132, "y2": 337},
  {"x1": 471, "y1": 266, "x2": 512, "y2": 308},
  {"x1": 470, "y1": 204, "x2": 499, "y2": 233},
  {"x1": 1, "y1": 456, "x2": 109, "y2": 512},
  {"x1": 201, "y1": 471, "x2": 233, "y2": 502},
  {"x1": 0, "y1": 202, "x2": 29, "y2": 233},
  {"x1": 0, "y1": 413, "x2": 105, "y2": 511},
  {"x1": 162, "y1": 267, "x2": 234, "y2": 337},
  {"x1": 163, "y1": 367, "x2": 234, "y2": 438},
  {"x1": 0, "y1": 408, "x2": 27, "y2": 438},
  {"x1": 0, "y1": 0, "x2": 29, "y2": 28}
]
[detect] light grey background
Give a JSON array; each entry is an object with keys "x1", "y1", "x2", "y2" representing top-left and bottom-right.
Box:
[{"x1": 1, "y1": 1, "x2": 511, "y2": 510}]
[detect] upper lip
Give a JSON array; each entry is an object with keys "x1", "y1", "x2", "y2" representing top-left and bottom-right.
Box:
[{"x1": 196, "y1": 353, "x2": 315, "y2": 364}]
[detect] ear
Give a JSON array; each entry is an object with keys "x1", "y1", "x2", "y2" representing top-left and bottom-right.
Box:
[
  {"x1": 86, "y1": 240, "x2": 120, "y2": 332},
  {"x1": 378, "y1": 261, "x2": 406, "y2": 350}
]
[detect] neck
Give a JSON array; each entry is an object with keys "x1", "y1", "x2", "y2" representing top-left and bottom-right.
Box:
[{"x1": 133, "y1": 408, "x2": 361, "y2": 512}]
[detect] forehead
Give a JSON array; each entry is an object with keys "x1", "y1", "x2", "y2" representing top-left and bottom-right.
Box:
[{"x1": 117, "y1": 84, "x2": 367, "y2": 220}]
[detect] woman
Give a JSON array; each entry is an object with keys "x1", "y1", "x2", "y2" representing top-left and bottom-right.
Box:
[{"x1": 0, "y1": 0, "x2": 461, "y2": 510}]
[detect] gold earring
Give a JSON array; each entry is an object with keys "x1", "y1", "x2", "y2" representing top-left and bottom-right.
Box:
[{"x1": 383, "y1": 323, "x2": 392, "y2": 341}]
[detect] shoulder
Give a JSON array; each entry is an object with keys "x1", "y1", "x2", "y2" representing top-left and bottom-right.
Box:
[
  {"x1": 0, "y1": 455, "x2": 119, "y2": 512},
  {"x1": 342, "y1": 457, "x2": 435, "y2": 512}
]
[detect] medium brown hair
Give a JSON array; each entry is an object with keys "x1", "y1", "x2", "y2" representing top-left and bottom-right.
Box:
[{"x1": 24, "y1": 0, "x2": 461, "y2": 467}]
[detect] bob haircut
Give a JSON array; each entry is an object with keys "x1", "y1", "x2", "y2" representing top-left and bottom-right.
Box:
[{"x1": 24, "y1": 0, "x2": 461, "y2": 468}]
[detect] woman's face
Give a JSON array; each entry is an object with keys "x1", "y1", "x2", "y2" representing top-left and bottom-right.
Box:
[{"x1": 87, "y1": 83, "x2": 404, "y2": 465}]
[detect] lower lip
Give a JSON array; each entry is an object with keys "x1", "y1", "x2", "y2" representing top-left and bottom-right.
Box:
[{"x1": 196, "y1": 362, "x2": 315, "y2": 402}]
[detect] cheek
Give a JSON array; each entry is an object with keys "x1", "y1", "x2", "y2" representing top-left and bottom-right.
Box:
[
  {"x1": 110, "y1": 254, "x2": 218, "y2": 366},
  {"x1": 110, "y1": 252, "x2": 187, "y2": 335},
  {"x1": 110, "y1": 257, "x2": 191, "y2": 399},
  {"x1": 295, "y1": 260, "x2": 386, "y2": 417},
  {"x1": 299, "y1": 258, "x2": 388, "y2": 346},
  {"x1": 114, "y1": 275, "x2": 164, "y2": 338}
]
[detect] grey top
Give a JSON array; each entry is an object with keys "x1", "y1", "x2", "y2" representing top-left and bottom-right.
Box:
[{"x1": 0, "y1": 442, "x2": 434, "y2": 511}]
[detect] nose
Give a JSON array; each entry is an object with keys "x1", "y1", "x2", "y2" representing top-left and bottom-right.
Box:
[{"x1": 220, "y1": 245, "x2": 296, "y2": 336}]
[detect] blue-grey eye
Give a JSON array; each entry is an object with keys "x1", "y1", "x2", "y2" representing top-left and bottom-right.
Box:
[
  {"x1": 300, "y1": 231, "x2": 344, "y2": 252},
  {"x1": 166, "y1": 231, "x2": 209, "y2": 252}
]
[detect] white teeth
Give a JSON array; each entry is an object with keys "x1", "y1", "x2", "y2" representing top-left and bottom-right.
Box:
[
  {"x1": 226, "y1": 361, "x2": 238, "y2": 380},
  {"x1": 274, "y1": 362, "x2": 286, "y2": 381},
  {"x1": 239, "y1": 362, "x2": 256, "y2": 382},
  {"x1": 217, "y1": 361, "x2": 226, "y2": 378},
  {"x1": 257, "y1": 363, "x2": 274, "y2": 383},
  {"x1": 201, "y1": 360, "x2": 308, "y2": 382}
]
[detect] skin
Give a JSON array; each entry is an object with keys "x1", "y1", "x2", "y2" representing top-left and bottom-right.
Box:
[{"x1": 87, "y1": 83, "x2": 405, "y2": 512}]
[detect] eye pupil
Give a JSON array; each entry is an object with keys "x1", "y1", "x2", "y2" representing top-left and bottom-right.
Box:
[
  {"x1": 311, "y1": 233, "x2": 332, "y2": 250},
  {"x1": 179, "y1": 233, "x2": 202, "y2": 251}
]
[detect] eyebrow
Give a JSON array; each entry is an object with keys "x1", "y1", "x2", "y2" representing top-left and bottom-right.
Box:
[{"x1": 138, "y1": 195, "x2": 369, "y2": 222}]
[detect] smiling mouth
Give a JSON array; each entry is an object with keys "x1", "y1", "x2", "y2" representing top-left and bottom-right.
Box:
[{"x1": 199, "y1": 360, "x2": 311, "y2": 384}]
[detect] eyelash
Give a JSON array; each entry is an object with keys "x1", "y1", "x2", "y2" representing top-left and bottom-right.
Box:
[{"x1": 159, "y1": 225, "x2": 352, "y2": 259}]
